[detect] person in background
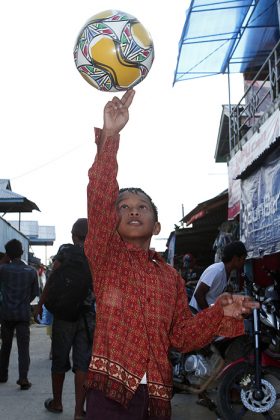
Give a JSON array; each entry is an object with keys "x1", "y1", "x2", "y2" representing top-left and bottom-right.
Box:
[
  {"x1": 36, "y1": 219, "x2": 95, "y2": 420},
  {"x1": 0, "y1": 252, "x2": 10, "y2": 265},
  {"x1": 189, "y1": 241, "x2": 248, "y2": 313},
  {"x1": 83, "y1": 90, "x2": 258, "y2": 420},
  {"x1": 0, "y1": 239, "x2": 39, "y2": 389}
]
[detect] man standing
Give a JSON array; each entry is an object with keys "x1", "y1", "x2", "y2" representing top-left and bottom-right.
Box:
[
  {"x1": 37, "y1": 218, "x2": 95, "y2": 420},
  {"x1": 0, "y1": 239, "x2": 39, "y2": 389},
  {"x1": 190, "y1": 241, "x2": 247, "y2": 312}
]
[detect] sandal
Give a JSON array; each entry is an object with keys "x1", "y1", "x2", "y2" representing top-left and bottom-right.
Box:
[
  {"x1": 196, "y1": 397, "x2": 217, "y2": 411},
  {"x1": 16, "y1": 379, "x2": 32, "y2": 390},
  {"x1": 44, "y1": 398, "x2": 63, "y2": 413}
]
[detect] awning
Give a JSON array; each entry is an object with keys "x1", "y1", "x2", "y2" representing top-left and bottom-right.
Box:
[
  {"x1": 182, "y1": 189, "x2": 228, "y2": 225},
  {"x1": 174, "y1": 0, "x2": 279, "y2": 83},
  {"x1": 0, "y1": 190, "x2": 40, "y2": 213}
]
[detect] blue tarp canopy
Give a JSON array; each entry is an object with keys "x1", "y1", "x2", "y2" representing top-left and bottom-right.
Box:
[{"x1": 174, "y1": 0, "x2": 279, "y2": 83}]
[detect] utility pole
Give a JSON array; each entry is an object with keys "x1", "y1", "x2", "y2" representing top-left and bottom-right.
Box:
[{"x1": 181, "y1": 204, "x2": 185, "y2": 227}]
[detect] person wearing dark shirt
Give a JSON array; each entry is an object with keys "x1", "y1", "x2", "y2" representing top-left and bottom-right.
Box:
[
  {"x1": 36, "y1": 219, "x2": 95, "y2": 420},
  {"x1": 0, "y1": 239, "x2": 39, "y2": 390}
]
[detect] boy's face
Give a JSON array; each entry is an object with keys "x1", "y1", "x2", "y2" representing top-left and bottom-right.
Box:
[{"x1": 116, "y1": 191, "x2": 160, "y2": 249}]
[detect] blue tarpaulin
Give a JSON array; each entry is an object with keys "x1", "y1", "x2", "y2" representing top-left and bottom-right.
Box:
[{"x1": 174, "y1": 0, "x2": 279, "y2": 83}]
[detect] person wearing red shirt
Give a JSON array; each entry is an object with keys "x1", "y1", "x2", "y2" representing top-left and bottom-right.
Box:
[{"x1": 84, "y1": 89, "x2": 258, "y2": 420}]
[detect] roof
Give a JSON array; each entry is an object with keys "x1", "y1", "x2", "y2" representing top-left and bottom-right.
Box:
[
  {"x1": 214, "y1": 105, "x2": 230, "y2": 163},
  {"x1": 0, "y1": 179, "x2": 40, "y2": 213},
  {"x1": 8, "y1": 221, "x2": 55, "y2": 245},
  {"x1": 174, "y1": 0, "x2": 279, "y2": 83},
  {"x1": 236, "y1": 136, "x2": 280, "y2": 179},
  {"x1": 166, "y1": 189, "x2": 229, "y2": 267},
  {"x1": 0, "y1": 180, "x2": 11, "y2": 190},
  {"x1": 182, "y1": 189, "x2": 228, "y2": 225}
]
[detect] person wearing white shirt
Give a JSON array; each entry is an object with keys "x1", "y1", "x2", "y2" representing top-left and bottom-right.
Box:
[{"x1": 190, "y1": 241, "x2": 247, "y2": 312}]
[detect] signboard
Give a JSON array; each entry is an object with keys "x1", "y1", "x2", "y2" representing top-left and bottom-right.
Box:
[
  {"x1": 240, "y1": 146, "x2": 280, "y2": 258},
  {"x1": 228, "y1": 108, "x2": 280, "y2": 219}
]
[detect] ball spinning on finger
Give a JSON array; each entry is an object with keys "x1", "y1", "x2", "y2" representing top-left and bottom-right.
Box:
[{"x1": 74, "y1": 10, "x2": 154, "y2": 92}]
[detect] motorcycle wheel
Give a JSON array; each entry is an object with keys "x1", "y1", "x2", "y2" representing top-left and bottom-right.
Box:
[{"x1": 216, "y1": 362, "x2": 280, "y2": 419}]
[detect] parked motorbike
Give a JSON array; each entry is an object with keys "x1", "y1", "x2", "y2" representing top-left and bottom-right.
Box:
[
  {"x1": 170, "y1": 326, "x2": 251, "y2": 415},
  {"x1": 216, "y1": 270, "x2": 280, "y2": 419}
]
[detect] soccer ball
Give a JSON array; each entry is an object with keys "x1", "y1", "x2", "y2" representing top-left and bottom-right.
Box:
[{"x1": 73, "y1": 10, "x2": 154, "y2": 92}]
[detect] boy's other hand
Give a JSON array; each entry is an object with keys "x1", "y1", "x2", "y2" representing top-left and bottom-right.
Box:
[
  {"x1": 103, "y1": 89, "x2": 135, "y2": 137},
  {"x1": 216, "y1": 293, "x2": 260, "y2": 320}
]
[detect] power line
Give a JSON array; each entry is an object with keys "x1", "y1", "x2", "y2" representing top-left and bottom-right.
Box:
[{"x1": 11, "y1": 141, "x2": 89, "y2": 181}]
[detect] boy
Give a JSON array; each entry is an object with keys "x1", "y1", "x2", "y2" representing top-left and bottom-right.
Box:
[{"x1": 84, "y1": 90, "x2": 257, "y2": 419}]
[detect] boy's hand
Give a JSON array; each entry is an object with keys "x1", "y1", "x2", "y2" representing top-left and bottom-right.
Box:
[
  {"x1": 103, "y1": 89, "x2": 135, "y2": 137},
  {"x1": 216, "y1": 293, "x2": 260, "y2": 320}
]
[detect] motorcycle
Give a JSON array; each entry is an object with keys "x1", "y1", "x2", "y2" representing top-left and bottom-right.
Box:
[
  {"x1": 216, "y1": 270, "x2": 280, "y2": 419},
  {"x1": 170, "y1": 322, "x2": 251, "y2": 415}
]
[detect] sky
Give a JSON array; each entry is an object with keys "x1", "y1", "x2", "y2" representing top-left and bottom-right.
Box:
[{"x1": 0, "y1": 0, "x2": 244, "y2": 264}]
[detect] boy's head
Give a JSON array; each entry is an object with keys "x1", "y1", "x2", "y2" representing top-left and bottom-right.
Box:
[
  {"x1": 116, "y1": 188, "x2": 160, "y2": 248},
  {"x1": 222, "y1": 241, "x2": 247, "y2": 269},
  {"x1": 5, "y1": 239, "x2": 23, "y2": 259}
]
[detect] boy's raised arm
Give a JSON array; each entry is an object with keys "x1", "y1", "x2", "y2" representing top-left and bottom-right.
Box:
[
  {"x1": 97, "y1": 90, "x2": 135, "y2": 154},
  {"x1": 84, "y1": 90, "x2": 135, "y2": 277}
]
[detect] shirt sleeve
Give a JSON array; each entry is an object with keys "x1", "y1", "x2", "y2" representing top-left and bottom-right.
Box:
[
  {"x1": 84, "y1": 128, "x2": 120, "y2": 294},
  {"x1": 169, "y1": 273, "x2": 244, "y2": 352},
  {"x1": 199, "y1": 265, "x2": 219, "y2": 288}
]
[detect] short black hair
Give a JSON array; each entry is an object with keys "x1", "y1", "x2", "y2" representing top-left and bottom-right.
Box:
[
  {"x1": 222, "y1": 241, "x2": 247, "y2": 263},
  {"x1": 5, "y1": 239, "x2": 23, "y2": 259},
  {"x1": 71, "y1": 218, "x2": 88, "y2": 241},
  {"x1": 118, "y1": 187, "x2": 158, "y2": 222}
]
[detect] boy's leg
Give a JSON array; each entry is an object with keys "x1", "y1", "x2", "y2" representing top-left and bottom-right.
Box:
[
  {"x1": 16, "y1": 321, "x2": 30, "y2": 381},
  {"x1": 86, "y1": 388, "x2": 145, "y2": 420},
  {"x1": 0, "y1": 320, "x2": 15, "y2": 380},
  {"x1": 86, "y1": 385, "x2": 170, "y2": 420}
]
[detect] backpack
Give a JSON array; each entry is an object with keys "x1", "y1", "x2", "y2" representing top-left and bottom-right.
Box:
[{"x1": 44, "y1": 244, "x2": 92, "y2": 322}]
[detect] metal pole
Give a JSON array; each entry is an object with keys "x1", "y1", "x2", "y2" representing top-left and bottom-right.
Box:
[
  {"x1": 227, "y1": 65, "x2": 232, "y2": 153},
  {"x1": 181, "y1": 204, "x2": 185, "y2": 227},
  {"x1": 253, "y1": 307, "x2": 263, "y2": 398}
]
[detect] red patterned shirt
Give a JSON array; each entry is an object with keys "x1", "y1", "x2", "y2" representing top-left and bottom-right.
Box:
[{"x1": 84, "y1": 129, "x2": 244, "y2": 417}]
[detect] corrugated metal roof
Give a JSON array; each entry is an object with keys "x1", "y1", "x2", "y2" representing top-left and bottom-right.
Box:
[
  {"x1": 8, "y1": 220, "x2": 55, "y2": 245},
  {"x1": 0, "y1": 179, "x2": 40, "y2": 213},
  {"x1": 182, "y1": 189, "x2": 228, "y2": 225},
  {"x1": 174, "y1": 0, "x2": 279, "y2": 82},
  {"x1": 0, "y1": 179, "x2": 11, "y2": 190}
]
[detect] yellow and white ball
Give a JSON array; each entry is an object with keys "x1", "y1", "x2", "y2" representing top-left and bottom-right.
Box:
[{"x1": 74, "y1": 10, "x2": 154, "y2": 92}]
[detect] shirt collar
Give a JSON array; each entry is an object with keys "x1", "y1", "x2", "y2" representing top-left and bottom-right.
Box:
[{"x1": 125, "y1": 242, "x2": 163, "y2": 262}]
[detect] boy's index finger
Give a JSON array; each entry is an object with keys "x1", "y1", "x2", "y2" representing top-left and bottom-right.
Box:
[{"x1": 121, "y1": 89, "x2": 135, "y2": 108}]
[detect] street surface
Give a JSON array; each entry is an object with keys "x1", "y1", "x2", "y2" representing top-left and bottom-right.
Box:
[{"x1": 0, "y1": 324, "x2": 261, "y2": 419}]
